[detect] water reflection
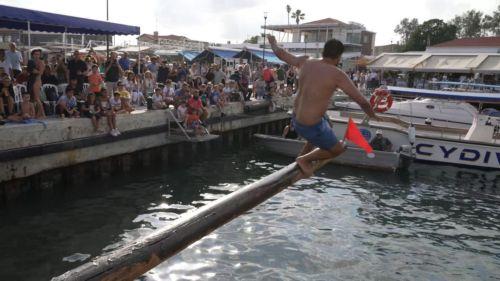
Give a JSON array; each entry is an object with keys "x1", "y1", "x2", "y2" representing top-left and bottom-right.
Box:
[{"x1": 0, "y1": 148, "x2": 498, "y2": 281}]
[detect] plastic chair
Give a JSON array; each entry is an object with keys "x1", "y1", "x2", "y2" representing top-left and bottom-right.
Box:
[
  {"x1": 13, "y1": 84, "x2": 27, "y2": 112},
  {"x1": 82, "y1": 83, "x2": 90, "y2": 95},
  {"x1": 41, "y1": 84, "x2": 59, "y2": 115},
  {"x1": 58, "y1": 83, "x2": 68, "y2": 95}
]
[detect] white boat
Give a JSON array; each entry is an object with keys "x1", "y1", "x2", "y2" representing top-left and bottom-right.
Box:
[
  {"x1": 254, "y1": 134, "x2": 412, "y2": 172},
  {"x1": 328, "y1": 87, "x2": 500, "y2": 170},
  {"x1": 335, "y1": 98, "x2": 476, "y2": 128}
]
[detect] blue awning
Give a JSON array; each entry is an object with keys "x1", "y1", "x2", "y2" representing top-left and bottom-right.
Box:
[
  {"x1": 211, "y1": 48, "x2": 240, "y2": 59},
  {"x1": 179, "y1": 51, "x2": 201, "y2": 61},
  {"x1": 0, "y1": 4, "x2": 140, "y2": 35},
  {"x1": 246, "y1": 49, "x2": 284, "y2": 64}
]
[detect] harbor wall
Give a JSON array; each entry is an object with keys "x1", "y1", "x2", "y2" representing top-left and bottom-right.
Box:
[{"x1": 0, "y1": 98, "x2": 294, "y2": 203}]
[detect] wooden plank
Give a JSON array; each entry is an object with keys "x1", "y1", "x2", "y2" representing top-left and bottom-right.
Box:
[{"x1": 53, "y1": 160, "x2": 331, "y2": 281}]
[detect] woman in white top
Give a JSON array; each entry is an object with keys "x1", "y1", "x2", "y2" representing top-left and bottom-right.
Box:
[
  {"x1": 142, "y1": 71, "x2": 156, "y2": 95},
  {"x1": 152, "y1": 88, "x2": 166, "y2": 109}
]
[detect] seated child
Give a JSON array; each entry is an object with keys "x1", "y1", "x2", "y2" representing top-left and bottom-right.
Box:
[
  {"x1": 99, "y1": 89, "x2": 120, "y2": 136},
  {"x1": 152, "y1": 87, "x2": 167, "y2": 109},
  {"x1": 110, "y1": 92, "x2": 126, "y2": 114},
  {"x1": 8, "y1": 92, "x2": 35, "y2": 122},
  {"x1": 80, "y1": 93, "x2": 102, "y2": 132},
  {"x1": 184, "y1": 108, "x2": 205, "y2": 136},
  {"x1": 56, "y1": 87, "x2": 79, "y2": 118}
]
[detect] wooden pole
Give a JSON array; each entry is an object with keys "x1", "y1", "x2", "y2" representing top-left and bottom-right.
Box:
[{"x1": 53, "y1": 159, "x2": 333, "y2": 281}]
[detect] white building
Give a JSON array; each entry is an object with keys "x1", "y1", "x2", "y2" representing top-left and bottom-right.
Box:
[{"x1": 264, "y1": 18, "x2": 376, "y2": 58}]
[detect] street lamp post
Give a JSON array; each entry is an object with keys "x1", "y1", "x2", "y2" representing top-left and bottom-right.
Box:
[
  {"x1": 106, "y1": 0, "x2": 110, "y2": 59},
  {"x1": 262, "y1": 12, "x2": 268, "y2": 63}
]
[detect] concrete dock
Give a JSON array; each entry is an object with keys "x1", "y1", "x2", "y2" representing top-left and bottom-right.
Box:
[{"x1": 0, "y1": 97, "x2": 294, "y2": 202}]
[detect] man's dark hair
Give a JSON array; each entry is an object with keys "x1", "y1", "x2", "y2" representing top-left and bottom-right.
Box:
[
  {"x1": 30, "y1": 49, "x2": 42, "y2": 56},
  {"x1": 322, "y1": 39, "x2": 344, "y2": 60}
]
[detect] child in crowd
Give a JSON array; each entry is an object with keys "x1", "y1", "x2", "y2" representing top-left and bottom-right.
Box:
[
  {"x1": 162, "y1": 79, "x2": 175, "y2": 105},
  {"x1": 116, "y1": 81, "x2": 134, "y2": 113},
  {"x1": 88, "y1": 64, "x2": 103, "y2": 95},
  {"x1": 110, "y1": 91, "x2": 126, "y2": 114},
  {"x1": 81, "y1": 93, "x2": 102, "y2": 132},
  {"x1": 184, "y1": 108, "x2": 204, "y2": 136},
  {"x1": 98, "y1": 89, "x2": 120, "y2": 136},
  {"x1": 176, "y1": 100, "x2": 188, "y2": 121},
  {"x1": 152, "y1": 87, "x2": 167, "y2": 109},
  {"x1": 56, "y1": 87, "x2": 79, "y2": 118},
  {"x1": 0, "y1": 75, "x2": 15, "y2": 119},
  {"x1": 8, "y1": 92, "x2": 35, "y2": 121}
]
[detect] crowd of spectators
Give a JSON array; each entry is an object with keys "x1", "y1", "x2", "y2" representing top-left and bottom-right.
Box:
[{"x1": 0, "y1": 43, "x2": 299, "y2": 136}]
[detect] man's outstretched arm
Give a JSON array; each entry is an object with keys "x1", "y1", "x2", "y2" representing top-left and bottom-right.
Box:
[
  {"x1": 267, "y1": 35, "x2": 307, "y2": 67},
  {"x1": 337, "y1": 71, "x2": 379, "y2": 120}
]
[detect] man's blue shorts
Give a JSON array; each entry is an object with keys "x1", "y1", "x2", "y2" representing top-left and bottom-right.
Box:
[{"x1": 292, "y1": 115, "x2": 338, "y2": 150}]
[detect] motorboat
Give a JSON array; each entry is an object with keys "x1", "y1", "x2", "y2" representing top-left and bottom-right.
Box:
[
  {"x1": 328, "y1": 87, "x2": 500, "y2": 170},
  {"x1": 335, "y1": 96, "x2": 477, "y2": 129},
  {"x1": 254, "y1": 134, "x2": 412, "y2": 172}
]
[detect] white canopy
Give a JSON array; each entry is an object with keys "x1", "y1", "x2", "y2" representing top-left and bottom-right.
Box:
[{"x1": 368, "y1": 53, "x2": 500, "y2": 74}]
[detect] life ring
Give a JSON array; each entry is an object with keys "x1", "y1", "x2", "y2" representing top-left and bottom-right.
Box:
[{"x1": 370, "y1": 88, "x2": 393, "y2": 113}]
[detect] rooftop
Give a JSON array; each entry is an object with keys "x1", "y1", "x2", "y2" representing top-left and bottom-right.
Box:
[
  {"x1": 431, "y1": 37, "x2": 500, "y2": 48},
  {"x1": 265, "y1": 17, "x2": 368, "y2": 32}
]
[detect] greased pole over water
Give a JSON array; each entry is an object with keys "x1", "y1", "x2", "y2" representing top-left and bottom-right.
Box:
[{"x1": 53, "y1": 160, "x2": 332, "y2": 281}]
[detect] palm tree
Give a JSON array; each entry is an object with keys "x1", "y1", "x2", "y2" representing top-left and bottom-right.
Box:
[
  {"x1": 291, "y1": 9, "x2": 305, "y2": 44},
  {"x1": 286, "y1": 4, "x2": 292, "y2": 41},
  {"x1": 291, "y1": 9, "x2": 305, "y2": 25}
]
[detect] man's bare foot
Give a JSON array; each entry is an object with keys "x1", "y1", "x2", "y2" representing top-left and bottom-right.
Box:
[{"x1": 296, "y1": 157, "x2": 314, "y2": 178}]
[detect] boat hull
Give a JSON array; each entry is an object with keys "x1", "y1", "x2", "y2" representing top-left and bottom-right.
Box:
[
  {"x1": 254, "y1": 134, "x2": 411, "y2": 172},
  {"x1": 328, "y1": 117, "x2": 500, "y2": 170}
]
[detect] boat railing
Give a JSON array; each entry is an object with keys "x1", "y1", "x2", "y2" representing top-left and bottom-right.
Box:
[{"x1": 339, "y1": 111, "x2": 469, "y2": 140}]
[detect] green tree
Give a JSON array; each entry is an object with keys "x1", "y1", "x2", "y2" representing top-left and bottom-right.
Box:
[
  {"x1": 405, "y1": 19, "x2": 457, "y2": 51},
  {"x1": 483, "y1": 5, "x2": 500, "y2": 35},
  {"x1": 452, "y1": 9, "x2": 484, "y2": 37},
  {"x1": 394, "y1": 18, "x2": 419, "y2": 44},
  {"x1": 244, "y1": 34, "x2": 265, "y2": 44},
  {"x1": 291, "y1": 9, "x2": 305, "y2": 25}
]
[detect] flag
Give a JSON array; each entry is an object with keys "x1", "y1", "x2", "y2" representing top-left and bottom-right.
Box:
[{"x1": 345, "y1": 117, "x2": 375, "y2": 158}]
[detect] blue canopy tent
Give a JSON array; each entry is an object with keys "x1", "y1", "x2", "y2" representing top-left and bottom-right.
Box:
[
  {"x1": 193, "y1": 47, "x2": 240, "y2": 63},
  {"x1": 234, "y1": 47, "x2": 284, "y2": 65},
  {"x1": 179, "y1": 50, "x2": 201, "y2": 62},
  {"x1": 0, "y1": 4, "x2": 140, "y2": 57}
]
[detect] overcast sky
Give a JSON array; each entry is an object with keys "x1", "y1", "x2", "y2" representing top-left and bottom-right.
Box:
[{"x1": 1, "y1": 0, "x2": 498, "y2": 46}]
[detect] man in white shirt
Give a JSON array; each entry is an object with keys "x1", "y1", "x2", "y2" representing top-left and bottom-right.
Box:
[
  {"x1": 213, "y1": 65, "x2": 226, "y2": 84},
  {"x1": 5, "y1": 43, "x2": 23, "y2": 78},
  {"x1": 0, "y1": 49, "x2": 12, "y2": 78}
]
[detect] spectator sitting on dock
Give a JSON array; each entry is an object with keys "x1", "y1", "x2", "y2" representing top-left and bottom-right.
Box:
[
  {"x1": 162, "y1": 79, "x2": 175, "y2": 105},
  {"x1": 1, "y1": 75, "x2": 15, "y2": 119},
  {"x1": 152, "y1": 88, "x2": 167, "y2": 109},
  {"x1": 370, "y1": 130, "x2": 392, "y2": 152},
  {"x1": 88, "y1": 64, "x2": 103, "y2": 96},
  {"x1": 56, "y1": 87, "x2": 79, "y2": 118},
  {"x1": 81, "y1": 93, "x2": 102, "y2": 133},
  {"x1": 98, "y1": 89, "x2": 120, "y2": 136},
  {"x1": 8, "y1": 92, "x2": 35, "y2": 122},
  {"x1": 110, "y1": 91, "x2": 126, "y2": 114},
  {"x1": 185, "y1": 108, "x2": 205, "y2": 136},
  {"x1": 116, "y1": 81, "x2": 133, "y2": 113}
]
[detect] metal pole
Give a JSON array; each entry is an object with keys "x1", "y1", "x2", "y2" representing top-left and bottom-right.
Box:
[
  {"x1": 27, "y1": 21, "x2": 31, "y2": 59},
  {"x1": 106, "y1": 0, "x2": 110, "y2": 59},
  {"x1": 53, "y1": 159, "x2": 334, "y2": 281},
  {"x1": 262, "y1": 12, "x2": 267, "y2": 63}
]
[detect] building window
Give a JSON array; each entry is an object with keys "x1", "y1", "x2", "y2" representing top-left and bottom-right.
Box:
[{"x1": 363, "y1": 35, "x2": 369, "y2": 44}]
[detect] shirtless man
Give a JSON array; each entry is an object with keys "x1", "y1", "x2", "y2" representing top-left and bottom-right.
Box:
[{"x1": 267, "y1": 35, "x2": 379, "y2": 178}]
